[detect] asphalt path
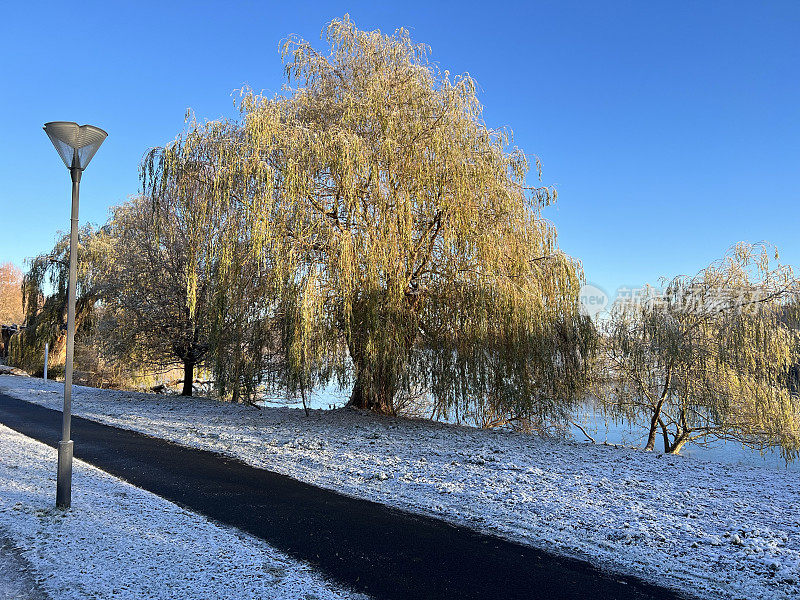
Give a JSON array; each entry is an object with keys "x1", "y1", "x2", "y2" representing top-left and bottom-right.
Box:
[{"x1": 0, "y1": 392, "x2": 686, "y2": 600}]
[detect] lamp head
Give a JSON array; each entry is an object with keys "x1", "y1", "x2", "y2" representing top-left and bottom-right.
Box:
[{"x1": 44, "y1": 122, "x2": 107, "y2": 171}]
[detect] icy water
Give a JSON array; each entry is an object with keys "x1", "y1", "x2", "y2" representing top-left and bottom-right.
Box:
[
  {"x1": 571, "y1": 411, "x2": 799, "y2": 472},
  {"x1": 261, "y1": 386, "x2": 799, "y2": 472}
]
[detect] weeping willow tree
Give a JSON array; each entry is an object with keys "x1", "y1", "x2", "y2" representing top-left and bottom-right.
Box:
[
  {"x1": 603, "y1": 242, "x2": 800, "y2": 457},
  {"x1": 137, "y1": 119, "x2": 286, "y2": 401},
  {"x1": 149, "y1": 16, "x2": 595, "y2": 419},
  {"x1": 12, "y1": 225, "x2": 110, "y2": 375}
]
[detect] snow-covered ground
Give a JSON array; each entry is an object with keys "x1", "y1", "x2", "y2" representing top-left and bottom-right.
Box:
[
  {"x1": 263, "y1": 385, "x2": 799, "y2": 471},
  {"x1": 0, "y1": 420, "x2": 362, "y2": 600},
  {"x1": 0, "y1": 531, "x2": 45, "y2": 600},
  {"x1": 1, "y1": 374, "x2": 799, "y2": 600}
]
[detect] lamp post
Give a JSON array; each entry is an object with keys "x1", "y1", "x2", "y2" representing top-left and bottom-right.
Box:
[{"x1": 43, "y1": 122, "x2": 107, "y2": 509}]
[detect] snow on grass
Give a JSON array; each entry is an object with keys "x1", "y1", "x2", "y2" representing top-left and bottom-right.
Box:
[
  {"x1": 0, "y1": 531, "x2": 45, "y2": 600},
  {"x1": 0, "y1": 420, "x2": 362, "y2": 600},
  {"x1": 2, "y1": 375, "x2": 799, "y2": 600}
]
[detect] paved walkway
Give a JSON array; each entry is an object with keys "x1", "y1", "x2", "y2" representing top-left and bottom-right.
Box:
[{"x1": 0, "y1": 393, "x2": 686, "y2": 600}]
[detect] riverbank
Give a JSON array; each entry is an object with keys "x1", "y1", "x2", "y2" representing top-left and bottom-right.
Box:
[{"x1": 1, "y1": 374, "x2": 798, "y2": 599}]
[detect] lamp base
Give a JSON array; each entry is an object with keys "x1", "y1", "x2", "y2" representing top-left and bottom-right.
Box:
[{"x1": 56, "y1": 440, "x2": 73, "y2": 509}]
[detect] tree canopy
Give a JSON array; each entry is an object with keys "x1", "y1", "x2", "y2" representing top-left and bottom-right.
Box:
[
  {"x1": 99, "y1": 192, "x2": 215, "y2": 396},
  {"x1": 141, "y1": 16, "x2": 595, "y2": 419}
]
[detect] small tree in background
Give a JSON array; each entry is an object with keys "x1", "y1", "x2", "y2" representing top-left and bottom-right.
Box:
[
  {"x1": 0, "y1": 263, "x2": 24, "y2": 326},
  {"x1": 99, "y1": 189, "x2": 218, "y2": 397},
  {"x1": 603, "y1": 242, "x2": 800, "y2": 458},
  {"x1": 13, "y1": 226, "x2": 109, "y2": 375}
]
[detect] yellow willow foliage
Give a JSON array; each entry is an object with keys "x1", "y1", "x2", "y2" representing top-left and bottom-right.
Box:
[
  {"x1": 13, "y1": 225, "x2": 110, "y2": 374},
  {"x1": 604, "y1": 242, "x2": 800, "y2": 459},
  {"x1": 147, "y1": 16, "x2": 596, "y2": 417}
]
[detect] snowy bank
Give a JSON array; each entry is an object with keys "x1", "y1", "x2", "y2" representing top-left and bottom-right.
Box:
[
  {"x1": 2, "y1": 374, "x2": 799, "y2": 599},
  {"x1": 0, "y1": 420, "x2": 361, "y2": 600}
]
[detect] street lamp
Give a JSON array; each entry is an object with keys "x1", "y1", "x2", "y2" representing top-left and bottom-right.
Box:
[{"x1": 43, "y1": 121, "x2": 107, "y2": 509}]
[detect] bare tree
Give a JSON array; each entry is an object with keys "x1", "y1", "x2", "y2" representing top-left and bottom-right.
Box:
[
  {"x1": 0, "y1": 263, "x2": 23, "y2": 326},
  {"x1": 99, "y1": 191, "x2": 216, "y2": 397}
]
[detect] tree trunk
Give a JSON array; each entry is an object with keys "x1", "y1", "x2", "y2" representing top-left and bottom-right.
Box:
[
  {"x1": 181, "y1": 361, "x2": 194, "y2": 397},
  {"x1": 659, "y1": 419, "x2": 689, "y2": 455},
  {"x1": 644, "y1": 403, "x2": 663, "y2": 451},
  {"x1": 347, "y1": 365, "x2": 395, "y2": 414},
  {"x1": 666, "y1": 405, "x2": 691, "y2": 454},
  {"x1": 659, "y1": 418, "x2": 671, "y2": 454},
  {"x1": 645, "y1": 370, "x2": 672, "y2": 451},
  {"x1": 667, "y1": 436, "x2": 688, "y2": 455},
  {"x1": 342, "y1": 300, "x2": 417, "y2": 416}
]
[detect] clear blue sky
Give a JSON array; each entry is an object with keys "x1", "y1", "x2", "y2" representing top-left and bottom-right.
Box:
[{"x1": 2, "y1": 0, "x2": 798, "y2": 300}]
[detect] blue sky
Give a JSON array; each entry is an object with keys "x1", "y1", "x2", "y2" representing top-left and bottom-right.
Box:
[{"x1": 1, "y1": 1, "x2": 798, "y2": 300}]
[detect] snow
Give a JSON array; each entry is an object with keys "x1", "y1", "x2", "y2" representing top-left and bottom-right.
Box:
[
  {"x1": 0, "y1": 531, "x2": 45, "y2": 600},
  {"x1": 2, "y1": 374, "x2": 799, "y2": 600},
  {"x1": 0, "y1": 419, "x2": 363, "y2": 600},
  {"x1": 0, "y1": 365, "x2": 27, "y2": 377}
]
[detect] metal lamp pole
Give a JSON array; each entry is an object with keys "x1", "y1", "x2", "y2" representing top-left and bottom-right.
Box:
[{"x1": 43, "y1": 122, "x2": 107, "y2": 509}]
